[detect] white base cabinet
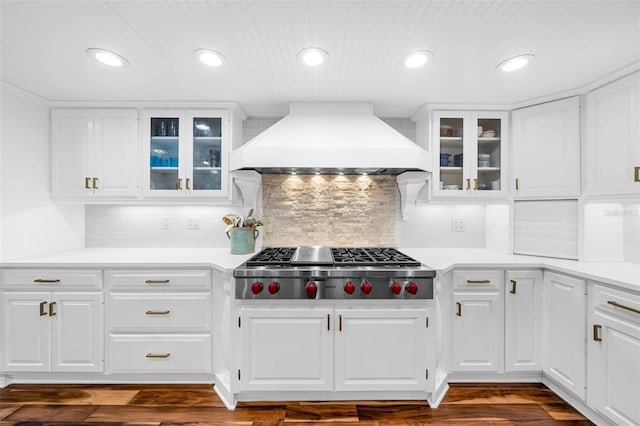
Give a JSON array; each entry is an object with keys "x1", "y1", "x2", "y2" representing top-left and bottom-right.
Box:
[
  {"x1": 505, "y1": 270, "x2": 542, "y2": 372},
  {"x1": 238, "y1": 306, "x2": 432, "y2": 393},
  {"x1": 0, "y1": 292, "x2": 103, "y2": 372},
  {"x1": 543, "y1": 272, "x2": 586, "y2": 400},
  {"x1": 451, "y1": 270, "x2": 504, "y2": 372},
  {"x1": 588, "y1": 284, "x2": 640, "y2": 425},
  {"x1": 335, "y1": 308, "x2": 430, "y2": 391}
]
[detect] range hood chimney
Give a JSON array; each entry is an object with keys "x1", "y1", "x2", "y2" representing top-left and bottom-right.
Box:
[{"x1": 230, "y1": 102, "x2": 430, "y2": 175}]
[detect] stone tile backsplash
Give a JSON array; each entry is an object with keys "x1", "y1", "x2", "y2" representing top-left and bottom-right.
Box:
[{"x1": 261, "y1": 174, "x2": 396, "y2": 247}]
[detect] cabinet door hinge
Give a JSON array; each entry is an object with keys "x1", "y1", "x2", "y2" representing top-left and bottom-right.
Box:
[
  {"x1": 237, "y1": 369, "x2": 241, "y2": 380},
  {"x1": 426, "y1": 317, "x2": 429, "y2": 328},
  {"x1": 238, "y1": 316, "x2": 241, "y2": 328},
  {"x1": 426, "y1": 368, "x2": 429, "y2": 380}
]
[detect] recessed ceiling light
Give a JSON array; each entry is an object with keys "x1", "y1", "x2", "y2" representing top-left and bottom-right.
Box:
[
  {"x1": 86, "y1": 48, "x2": 129, "y2": 67},
  {"x1": 297, "y1": 47, "x2": 329, "y2": 66},
  {"x1": 403, "y1": 50, "x2": 434, "y2": 69},
  {"x1": 193, "y1": 49, "x2": 225, "y2": 67},
  {"x1": 497, "y1": 54, "x2": 535, "y2": 72}
]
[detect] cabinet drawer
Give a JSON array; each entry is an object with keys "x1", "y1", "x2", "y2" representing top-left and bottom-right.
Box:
[
  {"x1": 108, "y1": 292, "x2": 212, "y2": 332},
  {"x1": 592, "y1": 284, "x2": 640, "y2": 321},
  {"x1": 0, "y1": 269, "x2": 102, "y2": 290},
  {"x1": 106, "y1": 270, "x2": 211, "y2": 291},
  {"x1": 453, "y1": 270, "x2": 503, "y2": 290},
  {"x1": 108, "y1": 334, "x2": 211, "y2": 373}
]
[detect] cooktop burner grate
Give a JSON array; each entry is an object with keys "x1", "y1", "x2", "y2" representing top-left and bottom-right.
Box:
[{"x1": 245, "y1": 247, "x2": 421, "y2": 267}]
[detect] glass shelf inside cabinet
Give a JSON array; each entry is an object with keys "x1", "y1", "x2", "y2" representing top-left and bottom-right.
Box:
[
  {"x1": 150, "y1": 117, "x2": 180, "y2": 190},
  {"x1": 192, "y1": 117, "x2": 223, "y2": 191},
  {"x1": 476, "y1": 117, "x2": 502, "y2": 191},
  {"x1": 439, "y1": 117, "x2": 464, "y2": 191}
]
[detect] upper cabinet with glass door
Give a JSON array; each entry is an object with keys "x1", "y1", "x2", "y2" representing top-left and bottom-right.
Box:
[
  {"x1": 143, "y1": 110, "x2": 229, "y2": 199},
  {"x1": 432, "y1": 110, "x2": 508, "y2": 199}
]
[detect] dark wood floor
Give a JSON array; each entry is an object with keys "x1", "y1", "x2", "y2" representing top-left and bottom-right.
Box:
[{"x1": 0, "y1": 383, "x2": 593, "y2": 425}]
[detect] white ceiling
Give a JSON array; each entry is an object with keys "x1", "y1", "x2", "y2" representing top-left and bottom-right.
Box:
[{"x1": 1, "y1": 0, "x2": 639, "y2": 117}]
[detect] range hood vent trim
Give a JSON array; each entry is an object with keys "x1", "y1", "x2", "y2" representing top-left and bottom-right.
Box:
[{"x1": 230, "y1": 103, "x2": 431, "y2": 175}]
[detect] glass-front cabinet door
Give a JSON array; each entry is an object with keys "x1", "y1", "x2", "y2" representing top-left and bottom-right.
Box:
[
  {"x1": 143, "y1": 110, "x2": 229, "y2": 198},
  {"x1": 433, "y1": 110, "x2": 507, "y2": 198}
]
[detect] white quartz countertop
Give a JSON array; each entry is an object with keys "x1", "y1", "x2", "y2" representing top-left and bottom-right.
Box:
[{"x1": 1, "y1": 247, "x2": 638, "y2": 292}]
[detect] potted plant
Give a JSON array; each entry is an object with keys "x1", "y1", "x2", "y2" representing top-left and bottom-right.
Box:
[{"x1": 223, "y1": 209, "x2": 263, "y2": 254}]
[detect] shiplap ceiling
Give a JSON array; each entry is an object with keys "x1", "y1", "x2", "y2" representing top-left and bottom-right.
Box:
[{"x1": 1, "y1": 0, "x2": 638, "y2": 117}]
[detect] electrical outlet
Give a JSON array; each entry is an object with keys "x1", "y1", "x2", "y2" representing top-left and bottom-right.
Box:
[
  {"x1": 162, "y1": 216, "x2": 171, "y2": 230},
  {"x1": 187, "y1": 216, "x2": 201, "y2": 230},
  {"x1": 452, "y1": 217, "x2": 465, "y2": 232}
]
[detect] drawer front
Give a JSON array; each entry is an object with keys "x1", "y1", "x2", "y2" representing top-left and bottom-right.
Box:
[
  {"x1": 453, "y1": 270, "x2": 504, "y2": 291},
  {"x1": 108, "y1": 292, "x2": 212, "y2": 332},
  {"x1": 106, "y1": 270, "x2": 211, "y2": 291},
  {"x1": 592, "y1": 284, "x2": 640, "y2": 321},
  {"x1": 108, "y1": 334, "x2": 212, "y2": 373},
  {"x1": 0, "y1": 269, "x2": 102, "y2": 290}
]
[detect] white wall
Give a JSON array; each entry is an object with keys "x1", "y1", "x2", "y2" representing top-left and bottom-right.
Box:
[
  {"x1": 0, "y1": 86, "x2": 84, "y2": 260},
  {"x1": 396, "y1": 203, "x2": 487, "y2": 248},
  {"x1": 85, "y1": 205, "x2": 252, "y2": 248}
]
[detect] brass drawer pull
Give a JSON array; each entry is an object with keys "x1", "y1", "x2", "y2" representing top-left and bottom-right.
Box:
[
  {"x1": 34, "y1": 279, "x2": 60, "y2": 283},
  {"x1": 39, "y1": 301, "x2": 47, "y2": 316},
  {"x1": 145, "y1": 279, "x2": 170, "y2": 284},
  {"x1": 456, "y1": 302, "x2": 462, "y2": 317},
  {"x1": 186, "y1": 178, "x2": 191, "y2": 190},
  {"x1": 608, "y1": 300, "x2": 640, "y2": 315},
  {"x1": 466, "y1": 178, "x2": 471, "y2": 190},
  {"x1": 92, "y1": 177, "x2": 99, "y2": 189},
  {"x1": 515, "y1": 178, "x2": 519, "y2": 190},
  {"x1": 474, "y1": 178, "x2": 478, "y2": 190},
  {"x1": 467, "y1": 279, "x2": 491, "y2": 284},
  {"x1": 177, "y1": 178, "x2": 183, "y2": 190},
  {"x1": 510, "y1": 280, "x2": 517, "y2": 294},
  {"x1": 49, "y1": 301, "x2": 57, "y2": 317},
  {"x1": 635, "y1": 166, "x2": 640, "y2": 182},
  {"x1": 145, "y1": 310, "x2": 170, "y2": 315},
  {"x1": 593, "y1": 324, "x2": 602, "y2": 342},
  {"x1": 85, "y1": 177, "x2": 91, "y2": 189},
  {"x1": 145, "y1": 353, "x2": 170, "y2": 358},
  {"x1": 338, "y1": 314, "x2": 343, "y2": 332}
]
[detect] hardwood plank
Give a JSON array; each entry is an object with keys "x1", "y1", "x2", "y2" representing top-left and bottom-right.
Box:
[
  {"x1": 442, "y1": 386, "x2": 565, "y2": 405},
  {"x1": 284, "y1": 404, "x2": 359, "y2": 422},
  {"x1": 86, "y1": 406, "x2": 286, "y2": 423},
  {"x1": 4, "y1": 384, "x2": 212, "y2": 391},
  {"x1": 5, "y1": 404, "x2": 99, "y2": 422},
  {"x1": 539, "y1": 403, "x2": 589, "y2": 421},
  {"x1": 357, "y1": 403, "x2": 557, "y2": 422},
  {"x1": 0, "y1": 389, "x2": 138, "y2": 405},
  {"x1": 0, "y1": 406, "x2": 20, "y2": 420},
  {"x1": 127, "y1": 390, "x2": 225, "y2": 407}
]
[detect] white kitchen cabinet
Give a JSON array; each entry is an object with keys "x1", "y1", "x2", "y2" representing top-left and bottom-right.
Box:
[
  {"x1": 511, "y1": 97, "x2": 580, "y2": 198},
  {"x1": 432, "y1": 111, "x2": 508, "y2": 199},
  {"x1": 542, "y1": 272, "x2": 586, "y2": 400},
  {"x1": 585, "y1": 72, "x2": 640, "y2": 197},
  {"x1": 142, "y1": 110, "x2": 230, "y2": 199},
  {"x1": 51, "y1": 108, "x2": 139, "y2": 199},
  {"x1": 451, "y1": 270, "x2": 504, "y2": 372},
  {"x1": 0, "y1": 292, "x2": 103, "y2": 372},
  {"x1": 334, "y1": 308, "x2": 430, "y2": 391},
  {"x1": 105, "y1": 269, "x2": 213, "y2": 375},
  {"x1": 238, "y1": 306, "x2": 432, "y2": 393},
  {"x1": 238, "y1": 307, "x2": 333, "y2": 391},
  {"x1": 588, "y1": 284, "x2": 640, "y2": 425},
  {"x1": 504, "y1": 270, "x2": 542, "y2": 372}
]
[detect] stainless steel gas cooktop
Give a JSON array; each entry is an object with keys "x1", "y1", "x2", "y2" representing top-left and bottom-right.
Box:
[{"x1": 234, "y1": 246, "x2": 435, "y2": 300}]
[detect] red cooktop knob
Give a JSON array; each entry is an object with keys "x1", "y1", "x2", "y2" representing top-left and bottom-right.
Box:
[
  {"x1": 306, "y1": 282, "x2": 318, "y2": 298},
  {"x1": 344, "y1": 281, "x2": 356, "y2": 294},
  {"x1": 390, "y1": 282, "x2": 402, "y2": 295},
  {"x1": 268, "y1": 281, "x2": 280, "y2": 295},
  {"x1": 361, "y1": 281, "x2": 373, "y2": 295},
  {"x1": 251, "y1": 282, "x2": 263, "y2": 295},
  {"x1": 406, "y1": 282, "x2": 419, "y2": 295}
]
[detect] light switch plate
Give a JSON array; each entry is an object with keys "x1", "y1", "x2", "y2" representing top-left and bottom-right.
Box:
[{"x1": 452, "y1": 217, "x2": 465, "y2": 232}]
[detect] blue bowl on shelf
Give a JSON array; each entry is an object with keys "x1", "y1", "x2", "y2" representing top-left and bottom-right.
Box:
[{"x1": 440, "y1": 153, "x2": 451, "y2": 167}]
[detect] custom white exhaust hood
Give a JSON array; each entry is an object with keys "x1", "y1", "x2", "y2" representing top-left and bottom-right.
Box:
[{"x1": 230, "y1": 102, "x2": 431, "y2": 175}]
